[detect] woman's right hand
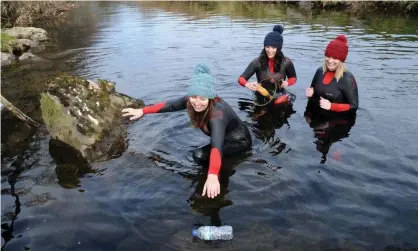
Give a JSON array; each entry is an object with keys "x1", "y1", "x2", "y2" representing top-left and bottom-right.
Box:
[
  {"x1": 306, "y1": 87, "x2": 314, "y2": 98},
  {"x1": 245, "y1": 82, "x2": 258, "y2": 91},
  {"x1": 122, "y1": 108, "x2": 144, "y2": 121}
]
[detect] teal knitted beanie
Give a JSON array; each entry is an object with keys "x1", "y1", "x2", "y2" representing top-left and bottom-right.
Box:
[{"x1": 187, "y1": 63, "x2": 216, "y2": 99}]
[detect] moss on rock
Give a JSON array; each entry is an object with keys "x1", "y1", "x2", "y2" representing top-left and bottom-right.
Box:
[
  {"x1": 1, "y1": 32, "x2": 16, "y2": 53},
  {"x1": 40, "y1": 74, "x2": 144, "y2": 163}
]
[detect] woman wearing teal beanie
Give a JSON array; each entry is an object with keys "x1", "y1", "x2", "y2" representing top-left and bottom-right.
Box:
[{"x1": 122, "y1": 64, "x2": 252, "y2": 198}]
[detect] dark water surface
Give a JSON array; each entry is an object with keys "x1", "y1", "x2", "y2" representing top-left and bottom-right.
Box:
[{"x1": 2, "y1": 2, "x2": 418, "y2": 251}]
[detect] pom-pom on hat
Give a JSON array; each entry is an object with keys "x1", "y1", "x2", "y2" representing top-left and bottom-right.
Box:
[
  {"x1": 187, "y1": 63, "x2": 216, "y2": 99},
  {"x1": 264, "y1": 25, "x2": 284, "y2": 50}
]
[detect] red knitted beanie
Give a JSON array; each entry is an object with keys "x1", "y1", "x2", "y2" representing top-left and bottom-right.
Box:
[{"x1": 325, "y1": 35, "x2": 348, "y2": 62}]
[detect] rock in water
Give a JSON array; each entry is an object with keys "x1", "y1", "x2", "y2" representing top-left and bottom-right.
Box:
[{"x1": 40, "y1": 74, "x2": 144, "y2": 163}]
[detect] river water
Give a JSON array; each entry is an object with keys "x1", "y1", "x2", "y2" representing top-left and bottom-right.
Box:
[{"x1": 1, "y1": 2, "x2": 418, "y2": 251}]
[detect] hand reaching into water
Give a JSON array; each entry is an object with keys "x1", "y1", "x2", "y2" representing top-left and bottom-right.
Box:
[
  {"x1": 202, "y1": 174, "x2": 220, "y2": 199},
  {"x1": 122, "y1": 108, "x2": 144, "y2": 120}
]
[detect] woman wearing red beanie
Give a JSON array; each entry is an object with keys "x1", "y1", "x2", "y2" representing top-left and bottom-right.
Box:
[
  {"x1": 238, "y1": 25, "x2": 297, "y2": 105},
  {"x1": 306, "y1": 35, "x2": 359, "y2": 113}
]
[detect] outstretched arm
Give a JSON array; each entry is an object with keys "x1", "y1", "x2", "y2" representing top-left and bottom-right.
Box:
[
  {"x1": 207, "y1": 115, "x2": 227, "y2": 176},
  {"x1": 143, "y1": 96, "x2": 188, "y2": 114},
  {"x1": 122, "y1": 96, "x2": 188, "y2": 120},
  {"x1": 202, "y1": 110, "x2": 228, "y2": 199}
]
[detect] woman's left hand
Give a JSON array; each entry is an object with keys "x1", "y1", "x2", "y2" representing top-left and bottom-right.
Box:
[
  {"x1": 202, "y1": 174, "x2": 220, "y2": 199},
  {"x1": 319, "y1": 97, "x2": 331, "y2": 110},
  {"x1": 281, "y1": 80, "x2": 289, "y2": 88}
]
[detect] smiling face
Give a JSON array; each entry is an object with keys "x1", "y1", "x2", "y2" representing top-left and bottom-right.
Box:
[
  {"x1": 189, "y1": 95, "x2": 209, "y2": 112},
  {"x1": 325, "y1": 56, "x2": 341, "y2": 71},
  {"x1": 264, "y1": 46, "x2": 277, "y2": 59}
]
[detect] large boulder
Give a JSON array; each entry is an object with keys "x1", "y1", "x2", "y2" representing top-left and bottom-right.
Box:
[
  {"x1": 1, "y1": 52, "x2": 15, "y2": 66},
  {"x1": 40, "y1": 74, "x2": 144, "y2": 163},
  {"x1": 2, "y1": 27, "x2": 49, "y2": 41},
  {"x1": 1, "y1": 27, "x2": 49, "y2": 63}
]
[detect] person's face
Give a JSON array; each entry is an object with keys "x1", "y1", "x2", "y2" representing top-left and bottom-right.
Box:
[
  {"x1": 325, "y1": 56, "x2": 341, "y2": 71},
  {"x1": 189, "y1": 96, "x2": 209, "y2": 112},
  {"x1": 264, "y1": 46, "x2": 277, "y2": 59}
]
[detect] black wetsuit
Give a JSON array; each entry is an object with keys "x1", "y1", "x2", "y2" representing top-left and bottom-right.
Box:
[
  {"x1": 309, "y1": 67, "x2": 359, "y2": 113},
  {"x1": 238, "y1": 55, "x2": 297, "y2": 105},
  {"x1": 239, "y1": 56, "x2": 297, "y2": 85},
  {"x1": 142, "y1": 96, "x2": 252, "y2": 175}
]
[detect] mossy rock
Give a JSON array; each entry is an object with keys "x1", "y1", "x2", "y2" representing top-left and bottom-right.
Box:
[
  {"x1": 40, "y1": 93, "x2": 84, "y2": 149},
  {"x1": 1, "y1": 33, "x2": 16, "y2": 53},
  {"x1": 40, "y1": 74, "x2": 144, "y2": 163}
]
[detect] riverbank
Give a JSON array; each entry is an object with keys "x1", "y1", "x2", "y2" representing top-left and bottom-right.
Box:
[
  {"x1": 1, "y1": 1, "x2": 79, "y2": 28},
  {"x1": 299, "y1": 1, "x2": 418, "y2": 14},
  {"x1": 1, "y1": 3, "x2": 417, "y2": 250}
]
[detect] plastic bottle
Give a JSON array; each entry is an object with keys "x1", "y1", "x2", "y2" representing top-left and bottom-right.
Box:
[
  {"x1": 192, "y1": 225, "x2": 233, "y2": 241},
  {"x1": 256, "y1": 85, "x2": 273, "y2": 100}
]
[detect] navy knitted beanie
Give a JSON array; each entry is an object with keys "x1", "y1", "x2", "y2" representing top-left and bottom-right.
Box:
[{"x1": 264, "y1": 25, "x2": 284, "y2": 50}]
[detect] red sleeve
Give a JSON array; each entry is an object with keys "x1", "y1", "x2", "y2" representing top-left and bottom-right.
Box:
[
  {"x1": 287, "y1": 77, "x2": 296, "y2": 86},
  {"x1": 238, "y1": 76, "x2": 248, "y2": 87},
  {"x1": 142, "y1": 102, "x2": 166, "y2": 114},
  {"x1": 208, "y1": 148, "x2": 222, "y2": 175},
  {"x1": 330, "y1": 103, "x2": 350, "y2": 112}
]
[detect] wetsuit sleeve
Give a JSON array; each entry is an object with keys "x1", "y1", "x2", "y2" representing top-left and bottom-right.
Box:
[
  {"x1": 238, "y1": 59, "x2": 259, "y2": 87},
  {"x1": 143, "y1": 96, "x2": 188, "y2": 114},
  {"x1": 285, "y1": 59, "x2": 297, "y2": 86},
  {"x1": 207, "y1": 110, "x2": 228, "y2": 175},
  {"x1": 330, "y1": 75, "x2": 359, "y2": 112}
]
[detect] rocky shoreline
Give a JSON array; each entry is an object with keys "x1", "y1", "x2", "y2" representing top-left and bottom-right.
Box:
[
  {"x1": 1, "y1": 26, "x2": 51, "y2": 67},
  {"x1": 289, "y1": 1, "x2": 418, "y2": 14}
]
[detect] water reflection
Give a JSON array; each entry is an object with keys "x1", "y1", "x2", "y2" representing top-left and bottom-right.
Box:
[
  {"x1": 304, "y1": 101, "x2": 356, "y2": 164},
  {"x1": 1, "y1": 159, "x2": 23, "y2": 251},
  {"x1": 135, "y1": 1, "x2": 418, "y2": 36},
  {"x1": 49, "y1": 138, "x2": 94, "y2": 189},
  {"x1": 238, "y1": 97, "x2": 296, "y2": 149},
  {"x1": 186, "y1": 167, "x2": 234, "y2": 227}
]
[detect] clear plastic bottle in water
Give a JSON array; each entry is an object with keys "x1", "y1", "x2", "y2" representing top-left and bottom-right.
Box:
[{"x1": 192, "y1": 225, "x2": 233, "y2": 241}]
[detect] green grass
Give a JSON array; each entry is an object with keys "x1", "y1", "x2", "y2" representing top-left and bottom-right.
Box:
[{"x1": 1, "y1": 32, "x2": 16, "y2": 53}]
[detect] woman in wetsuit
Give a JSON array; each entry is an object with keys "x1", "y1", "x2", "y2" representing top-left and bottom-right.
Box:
[
  {"x1": 238, "y1": 25, "x2": 297, "y2": 105},
  {"x1": 305, "y1": 35, "x2": 359, "y2": 113},
  {"x1": 122, "y1": 64, "x2": 252, "y2": 199}
]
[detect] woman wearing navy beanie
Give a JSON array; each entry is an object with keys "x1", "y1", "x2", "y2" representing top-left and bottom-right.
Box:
[
  {"x1": 238, "y1": 25, "x2": 297, "y2": 105},
  {"x1": 305, "y1": 35, "x2": 359, "y2": 113},
  {"x1": 122, "y1": 64, "x2": 252, "y2": 199}
]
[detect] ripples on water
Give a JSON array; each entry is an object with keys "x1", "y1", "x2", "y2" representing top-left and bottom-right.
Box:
[{"x1": 1, "y1": 2, "x2": 418, "y2": 251}]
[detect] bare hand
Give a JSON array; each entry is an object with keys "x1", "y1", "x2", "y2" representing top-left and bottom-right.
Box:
[
  {"x1": 281, "y1": 80, "x2": 289, "y2": 88},
  {"x1": 245, "y1": 82, "x2": 258, "y2": 91},
  {"x1": 306, "y1": 87, "x2": 314, "y2": 98},
  {"x1": 121, "y1": 108, "x2": 144, "y2": 120},
  {"x1": 319, "y1": 97, "x2": 331, "y2": 110},
  {"x1": 202, "y1": 174, "x2": 220, "y2": 199}
]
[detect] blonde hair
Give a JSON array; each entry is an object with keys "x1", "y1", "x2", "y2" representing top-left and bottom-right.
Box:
[{"x1": 323, "y1": 60, "x2": 347, "y2": 82}]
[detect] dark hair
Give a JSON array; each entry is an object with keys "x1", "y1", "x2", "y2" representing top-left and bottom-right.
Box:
[
  {"x1": 187, "y1": 97, "x2": 221, "y2": 133},
  {"x1": 259, "y1": 48, "x2": 285, "y2": 73}
]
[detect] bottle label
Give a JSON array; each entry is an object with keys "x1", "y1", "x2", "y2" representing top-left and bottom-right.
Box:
[{"x1": 205, "y1": 227, "x2": 212, "y2": 240}]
